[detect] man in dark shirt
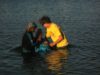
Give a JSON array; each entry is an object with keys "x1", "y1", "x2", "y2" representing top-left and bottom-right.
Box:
[{"x1": 21, "y1": 22, "x2": 42, "y2": 61}]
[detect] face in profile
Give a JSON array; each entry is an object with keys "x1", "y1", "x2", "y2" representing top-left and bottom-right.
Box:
[{"x1": 43, "y1": 23, "x2": 50, "y2": 28}]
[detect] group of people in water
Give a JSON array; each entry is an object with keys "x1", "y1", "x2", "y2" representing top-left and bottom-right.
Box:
[
  {"x1": 22, "y1": 16, "x2": 69, "y2": 56},
  {"x1": 21, "y1": 16, "x2": 69, "y2": 73}
]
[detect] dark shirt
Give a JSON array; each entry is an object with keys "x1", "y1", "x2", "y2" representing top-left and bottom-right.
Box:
[
  {"x1": 22, "y1": 32, "x2": 34, "y2": 50},
  {"x1": 22, "y1": 29, "x2": 42, "y2": 51}
]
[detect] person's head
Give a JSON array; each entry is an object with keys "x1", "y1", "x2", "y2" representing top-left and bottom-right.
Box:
[
  {"x1": 27, "y1": 26, "x2": 34, "y2": 32},
  {"x1": 27, "y1": 22, "x2": 37, "y2": 32},
  {"x1": 39, "y1": 16, "x2": 52, "y2": 28}
]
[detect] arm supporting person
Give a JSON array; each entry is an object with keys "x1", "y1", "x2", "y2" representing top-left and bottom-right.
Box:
[{"x1": 49, "y1": 35, "x2": 63, "y2": 47}]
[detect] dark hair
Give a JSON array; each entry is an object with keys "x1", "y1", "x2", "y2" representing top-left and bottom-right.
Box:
[{"x1": 39, "y1": 16, "x2": 51, "y2": 25}]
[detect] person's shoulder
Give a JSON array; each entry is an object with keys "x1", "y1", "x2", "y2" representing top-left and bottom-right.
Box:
[
  {"x1": 51, "y1": 22, "x2": 57, "y2": 26},
  {"x1": 51, "y1": 23, "x2": 58, "y2": 28},
  {"x1": 23, "y1": 31, "x2": 27, "y2": 36}
]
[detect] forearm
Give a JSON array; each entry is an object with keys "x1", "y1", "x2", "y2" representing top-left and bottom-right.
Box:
[
  {"x1": 49, "y1": 35, "x2": 63, "y2": 47},
  {"x1": 54, "y1": 35, "x2": 63, "y2": 45},
  {"x1": 36, "y1": 34, "x2": 42, "y2": 42}
]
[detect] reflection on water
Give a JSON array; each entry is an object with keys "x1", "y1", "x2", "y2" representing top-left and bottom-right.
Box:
[
  {"x1": 20, "y1": 48, "x2": 69, "y2": 75},
  {"x1": 45, "y1": 48, "x2": 69, "y2": 75}
]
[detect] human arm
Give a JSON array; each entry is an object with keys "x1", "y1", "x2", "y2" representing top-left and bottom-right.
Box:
[
  {"x1": 49, "y1": 25, "x2": 63, "y2": 47},
  {"x1": 49, "y1": 35, "x2": 63, "y2": 47},
  {"x1": 36, "y1": 29, "x2": 42, "y2": 42}
]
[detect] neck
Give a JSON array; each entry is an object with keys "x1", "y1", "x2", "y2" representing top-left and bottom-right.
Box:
[{"x1": 47, "y1": 23, "x2": 51, "y2": 28}]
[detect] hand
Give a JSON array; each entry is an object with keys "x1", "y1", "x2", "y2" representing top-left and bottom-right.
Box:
[{"x1": 49, "y1": 42, "x2": 56, "y2": 47}]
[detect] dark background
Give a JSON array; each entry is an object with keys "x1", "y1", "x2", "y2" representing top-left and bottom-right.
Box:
[{"x1": 0, "y1": 0, "x2": 100, "y2": 75}]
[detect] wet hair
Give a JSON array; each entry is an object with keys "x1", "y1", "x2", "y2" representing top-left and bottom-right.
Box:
[{"x1": 39, "y1": 16, "x2": 51, "y2": 25}]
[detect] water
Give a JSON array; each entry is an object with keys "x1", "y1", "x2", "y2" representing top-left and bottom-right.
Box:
[{"x1": 0, "y1": 0, "x2": 100, "y2": 75}]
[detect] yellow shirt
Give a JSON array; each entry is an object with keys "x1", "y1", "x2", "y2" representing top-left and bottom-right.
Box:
[{"x1": 46, "y1": 23, "x2": 69, "y2": 48}]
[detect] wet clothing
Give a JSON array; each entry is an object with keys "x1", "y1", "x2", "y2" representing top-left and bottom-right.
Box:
[
  {"x1": 35, "y1": 41, "x2": 51, "y2": 56},
  {"x1": 46, "y1": 23, "x2": 69, "y2": 48},
  {"x1": 21, "y1": 28, "x2": 42, "y2": 54},
  {"x1": 22, "y1": 32, "x2": 35, "y2": 54}
]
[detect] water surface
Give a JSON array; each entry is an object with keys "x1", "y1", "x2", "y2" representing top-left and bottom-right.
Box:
[{"x1": 0, "y1": 0, "x2": 100, "y2": 75}]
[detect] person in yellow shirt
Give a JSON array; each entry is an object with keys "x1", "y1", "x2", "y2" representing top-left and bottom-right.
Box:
[{"x1": 39, "y1": 16, "x2": 69, "y2": 49}]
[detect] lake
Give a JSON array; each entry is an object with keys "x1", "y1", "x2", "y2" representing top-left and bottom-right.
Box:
[{"x1": 0, "y1": 0, "x2": 100, "y2": 75}]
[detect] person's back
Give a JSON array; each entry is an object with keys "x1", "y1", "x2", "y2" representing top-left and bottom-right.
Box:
[
  {"x1": 46, "y1": 23, "x2": 68, "y2": 48},
  {"x1": 22, "y1": 31, "x2": 35, "y2": 51},
  {"x1": 21, "y1": 31, "x2": 35, "y2": 62},
  {"x1": 21, "y1": 22, "x2": 43, "y2": 55}
]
